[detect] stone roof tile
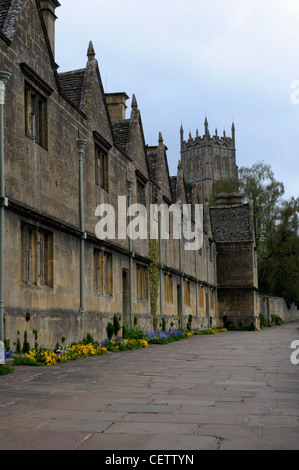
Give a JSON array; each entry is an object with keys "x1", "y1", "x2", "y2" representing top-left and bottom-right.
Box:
[
  {"x1": 112, "y1": 119, "x2": 131, "y2": 153},
  {"x1": 210, "y1": 204, "x2": 254, "y2": 243},
  {"x1": 0, "y1": 0, "x2": 13, "y2": 31},
  {"x1": 58, "y1": 69, "x2": 86, "y2": 109},
  {"x1": 146, "y1": 150, "x2": 157, "y2": 182}
]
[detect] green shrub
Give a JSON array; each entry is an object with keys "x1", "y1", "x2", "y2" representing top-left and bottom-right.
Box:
[
  {"x1": 22, "y1": 331, "x2": 30, "y2": 354},
  {"x1": 272, "y1": 314, "x2": 283, "y2": 325},
  {"x1": 83, "y1": 332, "x2": 94, "y2": 345},
  {"x1": 16, "y1": 338, "x2": 21, "y2": 354},
  {"x1": 122, "y1": 324, "x2": 128, "y2": 339},
  {"x1": 106, "y1": 322, "x2": 114, "y2": 340},
  {"x1": 0, "y1": 364, "x2": 14, "y2": 375},
  {"x1": 13, "y1": 355, "x2": 44, "y2": 367},
  {"x1": 259, "y1": 314, "x2": 268, "y2": 328},
  {"x1": 125, "y1": 324, "x2": 148, "y2": 340},
  {"x1": 113, "y1": 315, "x2": 121, "y2": 337}
]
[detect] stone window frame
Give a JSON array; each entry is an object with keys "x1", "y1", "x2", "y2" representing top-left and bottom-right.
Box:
[
  {"x1": 210, "y1": 289, "x2": 215, "y2": 310},
  {"x1": 94, "y1": 248, "x2": 113, "y2": 296},
  {"x1": 135, "y1": 170, "x2": 148, "y2": 207},
  {"x1": 95, "y1": 144, "x2": 108, "y2": 191},
  {"x1": 164, "y1": 272, "x2": 174, "y2": 304},
  {"x1": 184, "y1": 278, "x2": 191, "y2": 306},
  {"x1": 21, "y1": 63, "x2": 53, "y2": 150},
  {"x1": 24, "y1": 81, "x2": 48, "y2": 149},
  {"x1": 136, "y1": 263, "x2": 149, "y2": 301},
  {"x1": 93, "y1": 131, "x2": 112, "y2": 192},
  {"x1": 21, "y1": 222, "x2": 53, "y2": 288},
  {"x1": 198, "y1": 285, "x2": 205, "y2": 308}
]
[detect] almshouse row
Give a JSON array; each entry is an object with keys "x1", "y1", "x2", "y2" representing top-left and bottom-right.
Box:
[{"x1": 0, "y1": 0, "x2": 259, "y2": 350}]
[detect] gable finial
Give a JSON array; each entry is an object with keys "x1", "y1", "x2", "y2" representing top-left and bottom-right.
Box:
[
  {"x1": 131, "y1": 94, "x2": 138, "y2": 108},
  {"x1": 87, "y1": 41, "x2": 96, "y2": 60},
  {"x1": 158, "y1": 132, "x2": 163, "y2": 144}
]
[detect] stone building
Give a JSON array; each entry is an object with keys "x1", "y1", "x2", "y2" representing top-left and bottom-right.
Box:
[
  {"x1": 210, "y1": 194, "x2": 259, "y2": 328},
  {"x1": 180, "y1": 118, "x2": 238, "y2": 203},
  {"x1": 0, "y1": 0, "x2": 259, "y2": 350}
]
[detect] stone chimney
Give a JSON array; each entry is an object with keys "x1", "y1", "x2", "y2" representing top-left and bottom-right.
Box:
[
  {"x1": 40, "y1": 0, "x2": 61, "y2": 59},
  {"x1": 215, "y1": 193, "x2": 243, "y2": 207},
  {"x1": 105, "y1": 92, "x2": 129, "y2": 122}
]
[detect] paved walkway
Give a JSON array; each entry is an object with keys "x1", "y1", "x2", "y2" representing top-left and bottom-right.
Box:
[{"x1": 0, "y1": 321, "x2": 298, "y2": 450}]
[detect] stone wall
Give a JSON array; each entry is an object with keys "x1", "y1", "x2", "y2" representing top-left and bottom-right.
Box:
[
  {"x1": 258, "y1": 295, "x2": 299, "y2": 323},
  {"x1": 0, "y1": 0, "x2": 259, "y2": 351}
]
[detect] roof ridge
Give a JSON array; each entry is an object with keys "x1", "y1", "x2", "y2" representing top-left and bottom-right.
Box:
[{"x1": 58, "y1": 68, "x2": 86, "y2": 76}]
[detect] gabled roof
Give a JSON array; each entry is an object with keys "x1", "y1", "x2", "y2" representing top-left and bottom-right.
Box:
[
  {"x1": 112, "y1": 119, "x2": 131, "y2": 153},
  {"x1": 146, "y1": 148, "x2": 158, "y2": 182},
  {"x1": 0, "y1": 0, "x2": 13, "y2": 31},
  {"x1": 58, "y1": 69, "x2": 86, "y2": 109},
  {"x1": 145, "y1": 133, "x2": 173, "y2": 202}
]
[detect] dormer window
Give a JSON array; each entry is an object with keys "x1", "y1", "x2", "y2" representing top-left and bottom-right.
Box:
[
  {"x1": 93, "y1": 131, "x2": 112, "y2": 192},
  {"x1": 135, "y1": 170, "x2": 147, "y2": 206},
  {"x1": 25, "y1": 82, "x2": 48, "y2": 149},
  {"x1": 95, "y1": 143, "x2": 108, "y2": 191},
  {"x1": 137, "y1": 178, "x2": 146, "y2": 206}
]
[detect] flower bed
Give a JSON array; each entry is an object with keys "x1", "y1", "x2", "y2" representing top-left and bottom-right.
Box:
[
  {"x1": 101, "y1": 336, "x2": 149, "y2": 352},
  {"x1": 193, "y1": 328, "x2": 227, "y2": 335},
  {"x1": 13, "y1": 343, "x2": 109, "y2": 367},
  {"x1": 6, "y1": 327, "x2": 226, "y2": 369},
  {"x1": 147, "y1": 327, "x2": 227, "y2": 344}
]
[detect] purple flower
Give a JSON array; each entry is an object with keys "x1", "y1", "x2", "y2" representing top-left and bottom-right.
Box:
[{"x1": 5, "y1": 349, "x2": 13, "y2": 358}]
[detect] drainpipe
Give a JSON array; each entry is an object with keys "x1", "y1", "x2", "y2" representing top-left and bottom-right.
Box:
[
  {"x1": 195, "y1": 250, "x2": 199, "y2": 320},
  {"x1": 179, "y1": 215, "x2": 184, "y2": 328},
  {"x1": 127, "y1": 180, "x2": 134, "y2": 325},
  {"x1": 214, "y1": 250, "x2": 218, "y2": 325},
  {"x1": 77, "y1": 138, "x2": 88, "y2": 340},
  {"x1": 206, "y1": 245, "x2": 210, "y2": 328},
  {"x1": 0, "y1": 71, "x2": 11, "y2": 344},
  {"x1": 158, "y1": 209, "x2": 163, "y2": 321}
]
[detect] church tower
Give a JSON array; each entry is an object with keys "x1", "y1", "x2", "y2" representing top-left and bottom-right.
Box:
[{"x1": 180, "y1": 118, "x2": 238, "y2": 203}]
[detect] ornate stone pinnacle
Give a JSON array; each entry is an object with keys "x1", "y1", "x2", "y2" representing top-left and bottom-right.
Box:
[
  {"x1": 87, "y1": 41, "x2": 96, "y2": 60},
  {"x1": 131, "y1": 94, "x2": 138, "y2": 108}
]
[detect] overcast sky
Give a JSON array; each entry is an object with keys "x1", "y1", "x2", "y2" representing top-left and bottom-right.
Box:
[{"x1": 55, "y1": 0, "x2": 299, "y2": 200}]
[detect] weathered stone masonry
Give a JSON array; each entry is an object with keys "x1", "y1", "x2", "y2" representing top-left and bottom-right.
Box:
[{"x1": 0, "y1": 0, "x2": 259, "y2": 349}]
